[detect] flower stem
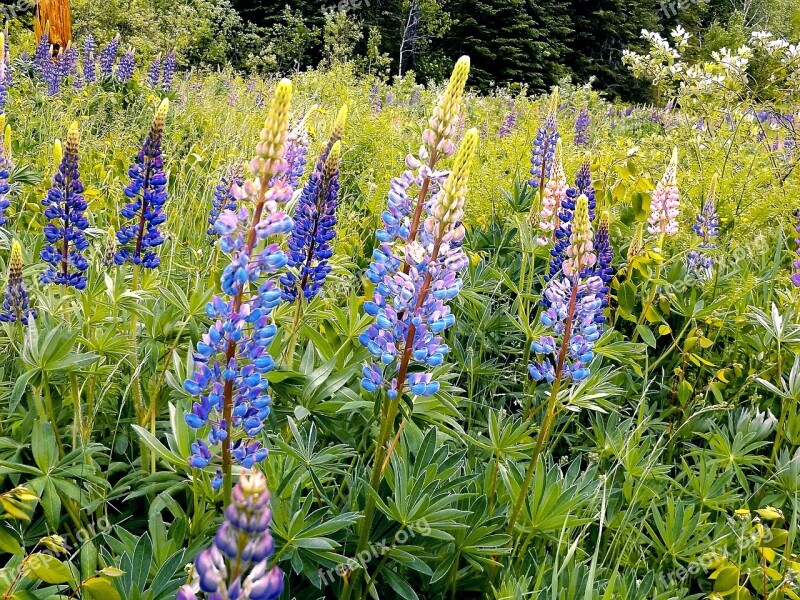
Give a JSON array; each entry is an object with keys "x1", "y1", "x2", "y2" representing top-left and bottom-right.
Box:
[{"x1": 507, "y1": 274, "x2": 579, "y2": 535}]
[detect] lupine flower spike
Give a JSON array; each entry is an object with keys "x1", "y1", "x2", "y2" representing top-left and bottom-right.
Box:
[
  {"x1": 99, "y1": 35, "x2": 120, "y2": 78},
  {"x1": 791, "y1": 209, "x2": 800, "y2": 288},
  {"x1": 0, "y1": 34, "x2": 7, "y2": 116},
  {"x1": 0, "y1": 116, "x2": 9, "y2": 226},
  {"x1": 648, "y1": 147, "x2": 680, "y2": 241},
  {"x1": 274, "y1": 103, "x2": 320, "y2": 192},
  {"x1": 592, "y1": 210, "x2": 614, "y2": 318},
  {"x1": 102, "y1": 226, "x2": 117, "y2": 267},
  {"x1": 687, "y1": 174, "x2": 719, "y2": 278},
  {"x1": 575, "y1": 107, "x2": 590, "y2": 146},
  {"x1": 82, "y1": 35, "x2": 96, "y2": 84},
  {"x1": 177, "y1": 471, "x2": 283, "y2": 600},
  {"x1": 161, "y1": 50, "x2": 176, "y2": 91},
  {"x1": 147, "y1": 53, "x2": 161, "y2": 87},
  {"x1": 281, "y1": 106, "x2": 347, "y2": 302},
  {"x1": 360, "y1": 128, "x2": 479, "y2": 400},
  {"x1": 184, "y1": 80, "x2": 294, "y2": 498},
  {"x1": 40, "y1": 123, "x2": 90, "y2": 289},
  {"x1": 116, "y1": 48, "x2": 135, "y2": 83},
  {"x1": 628, "y1": 223, "x2": 644, "y2": 263},
  {"x1": 115, "y1": 99, "x2": 170, "y2": 268},
  {"x1": 0, "y1": 241, "x2": 36, "y2": 325},
  {"x1": 529, "y1": 87, "x2": 560, "y2": 190},
  {"x1": 208, "y1": 162, "x2": 244, "y2": 240},
  {"x1": 536, "y1": 139, "x2": 566, "y2": 246}
]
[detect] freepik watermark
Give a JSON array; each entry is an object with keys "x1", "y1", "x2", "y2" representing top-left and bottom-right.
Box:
[
  {"x1": 1, "y1": 0, "x2": 35, "y2": 21},
  {"x1": 318, "y1": 519, "x2": 430, "y2": 587},
  {"x1": 657, "y1": 524, "x2": 772, "y2": 588},
  {"x1": 660, "y1": 0, "x2": 701, "y2": 18},
  {"x1": 321, "y1": 0, "x2": 372, "y2": 18}
]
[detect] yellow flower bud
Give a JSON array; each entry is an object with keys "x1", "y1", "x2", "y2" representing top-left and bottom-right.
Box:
[
  {"x1": 153, "y1": 98, "x2": 169, "y2": 132},
  {"x1": 435, "y1": 128, "x2": 478, "y2": 224},
  {"x1": 53, "y1": 139, "x2": 63, "y2": 169},
  {"x1": 330, "y1": 104, "x2": 348, "y2": 145},
  {"x1": 9, "y1": 239, "x2": 23, "y2": 281},
  {"x1": 323, "y1": 140, "x2": 341, "y2": 189},
  {"x1": 628, "y1": 223, "x2": 644, "y2": 262},
  {"x1": 0, "y1": 33, "x2": 5, "y2": 70},
  {"x1": 66, "y1": 121, "x2": 80, "y2": 156},
  {"x1": 256, "y1": 78, "x2": 293, "y2": 176}
]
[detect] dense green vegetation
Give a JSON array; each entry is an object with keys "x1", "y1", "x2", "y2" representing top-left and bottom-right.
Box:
[{"x1": 0, "y1": 6, "x2": 799, "y2": 600}]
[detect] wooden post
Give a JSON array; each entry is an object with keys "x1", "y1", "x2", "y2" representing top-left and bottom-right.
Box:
[{"x1": 34, "y1": 0, "x2": 72, "y2": 51}]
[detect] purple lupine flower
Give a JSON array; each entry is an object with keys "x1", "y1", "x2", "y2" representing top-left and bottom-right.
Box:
[
  {"x1": 372, "y1": 88, "x2": 382, "y2": 113},
  {"x1": 358, "y1": 129, "x2": 478, "y2": 400},
  {"x1": 385, "y1": 91, "x2": 393, "y2": 106},
  {"x1": 33, "y1": 29, "x2": 50, "y2": 75},
  {"x1": 592, "y1": 211, "x2": 614, "y2": 320},
  {"x1": 115, "y1": 100, "x2": 169, "y2": 268},
  {"x1": 177, "y1": 471, "x2": 283, "y2": 600},
  {"x1": 183, "y1": 81, "x2": 294, "y2": 490},
  {"x1": 575, "y1": 108, "x2": 590, "y2": 146},
  {"x1": 161, "y1": 50, "x2": 176, "y2": 91},
  {"x1": 43, "y1": 52, "x2": 62, "y2": 96},
  {"x1": 792, "y1": 209, "x2": 800, "y2": 288},
  {"x1": 547, "y1": 154, "x2": 596, "y2": 284},
  {"x1": 411, "y1": 87, "x2": 420, "y2": 105},
  {"x1": 99, "y1": 35, "x2": 119, "y2": 77},
  {"x1": 82, "y1": 35, "x2": 96, "y2": 84},
  {"x1": 530, "y1": 195, "x2": 602, "y2": 384},
  {"x1": 147, "y1": 54, "x2": 161, "y2": 87},
  {"x1": 0, "y1": 130, "x2": 9, "y2": 225},
  {"x1": 280, "y1": 140, "x2": 342, "y2": 301},
  {"x1": 498, "y1": 107, "x2": 517, "y2": 138},
  {"x1": 0, "y1": 38, "x2": 7, "y2": 116},
  {"x1": 207, "y1": 162, "x2": 244, "y2": 240},
  {"x1": 2, "y1": 29, "x2": 10, "y2": 87},
  {"x1": 530, "y1": 89, "x2": 560, "y2": 189},
  {"x1": 687, "y1": 176, "x2": 719, "y2": 277},
  {"x1": 116, "y1": 49, "x2": 135, "y2": 83},
  {"x1": 0, "y1": 241, "x2": 36, "y2": 325},
  {"x1": 40, "y1": 125, "x2": 90, "y2": 290},
  {"x1": 277, "y1": 120, "x2": 310, "y2": 192}
]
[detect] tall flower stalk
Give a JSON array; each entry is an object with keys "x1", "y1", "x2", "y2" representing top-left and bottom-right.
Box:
[
  {"x1": 634, "y1": 147, "x2": 679, "y2": 342},
  {"x1": 575, "y1": 107, "x2": 590, "y2": 146},
  {"x1": 115, "y1": 99, "x2": 169, "y2": 465},
  {"x1": 0, "y1": 116, "x2": 9, "y2": 226},
  {"x1": 0, "y1": 33, "x2": 7, "y2": 117},
  {"x1": 40, "y1": 123, "x2": 89, "y2": 290},
  {"x1": 536, "y1": 139, "x2": 567, "y2": 246},
  {"x1": 509, "y1": 194, "x2": 604, "y2": 534},
  {"x1": 183, "y1": 79, "x2": 294, "y2": 503},
  {"x1": 791, "y1": 209, "x2": 800, "y2": 288},
  {"x1": 687, "y1": 174, "x2": 719, "y2": 278},
  {"x1": 344, "y1": 120, "x2": 478, "y2": 599},
  {"x1": 178, "y1": 471, "x2": 283, "y2": 600},
  {"x1": 280, "y1": 106, "x2": 347, "y2": 364}
]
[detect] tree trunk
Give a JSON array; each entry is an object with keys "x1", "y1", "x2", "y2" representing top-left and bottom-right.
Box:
[{"x1": 35, "y1": 0, "x2": 72, "y2": 52}]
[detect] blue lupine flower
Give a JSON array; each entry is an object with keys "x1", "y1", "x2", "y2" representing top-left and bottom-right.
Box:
[
  {"x1": 161, "y1": 50, "x2": 176, "y2": 91},
  {"x1": 498, "y1": 106, "x2": 517, "y2": 138},
  {"x1": 115, "y1": 100, "x2": 169, "y2": 268},
  {"x1": 40, "y1": 124, "x2": 90, "y2": 290},
  {"x1": 208, "y1": 162, "x2": 244, "y2": 240},
  {"x1": 177, "y1": 471, "x2": 284, "y2": 600},
  {"x1": 98, "y1": 35, "x2": 119, "y2": 77},
  {"x1": 358, "y1": 124, "x2": 478, "y2": 400},
  {"x1": 82, "y1": 35, "x2": 96, "y2": 83},
  {"x1": 530, "y1": 195, "x2": 603, "y2": 384},
  {"x1": 687, "y1": 175, "x2": 719, "y2": 277},
  {"x1": 0, "y1": 241, "x2": 36, "y2": 325},
  {"x1": 147, "y1": 54, "x2": 161, "y2": 87},
  {"x1": 592, "y1": 211, "x2": 614, "y2": 321},
  {"x1": 116, "y1": 49, "x2": 135, "y2": 83},
  {"x1": 33, "y1": 29, "x2": 50, "y2": 76},
  {"x1": 530, "y1": 88, "x2": 560, "y2": 189},
  {"x1": 792, "y1": 210, "x2": 800, "y2": 288},
  {"x1": 280, "y1": 142, "x2": 341, "y2": 302},
  {"x1": 184, "y1": 80, "x2": 295, "y2": 481},
  {"x1": 0, "y1": 126, "x2": 9, "y2": 226},
  {"x1": 0, "y1": 35, "x2": 7, "y2": 116},
  {"x1": 575, "y1": 108, "x2": 590, "y2": 146},
  {"x1": 43, "y1": 52, "x2": 62, "y2": 96}
]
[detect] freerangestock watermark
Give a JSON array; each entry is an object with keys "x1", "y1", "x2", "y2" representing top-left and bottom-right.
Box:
[
  {"x1": 1, "y1": 0, "x2": 34, "y2": 21},
  {"x1": 321, "y1": 0, "x2": 372, "y2": 18},
  {"x1": 660, "y1": 0, "x2": 701, "y2": 18}
]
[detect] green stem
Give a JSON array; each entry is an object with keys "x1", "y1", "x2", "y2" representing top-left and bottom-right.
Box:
[{"x1": 41, "y1": 375, "x2": 65, "y2": 459}]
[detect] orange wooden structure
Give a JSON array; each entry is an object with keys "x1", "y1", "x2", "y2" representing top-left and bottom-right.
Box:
[{"x1": 34, "y1": 0, "x2": 72, "y2": 51}]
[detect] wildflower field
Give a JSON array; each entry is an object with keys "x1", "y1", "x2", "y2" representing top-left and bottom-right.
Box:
[{"x1": 2, "y1": 16, "x2": 800, "y2": 600}]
